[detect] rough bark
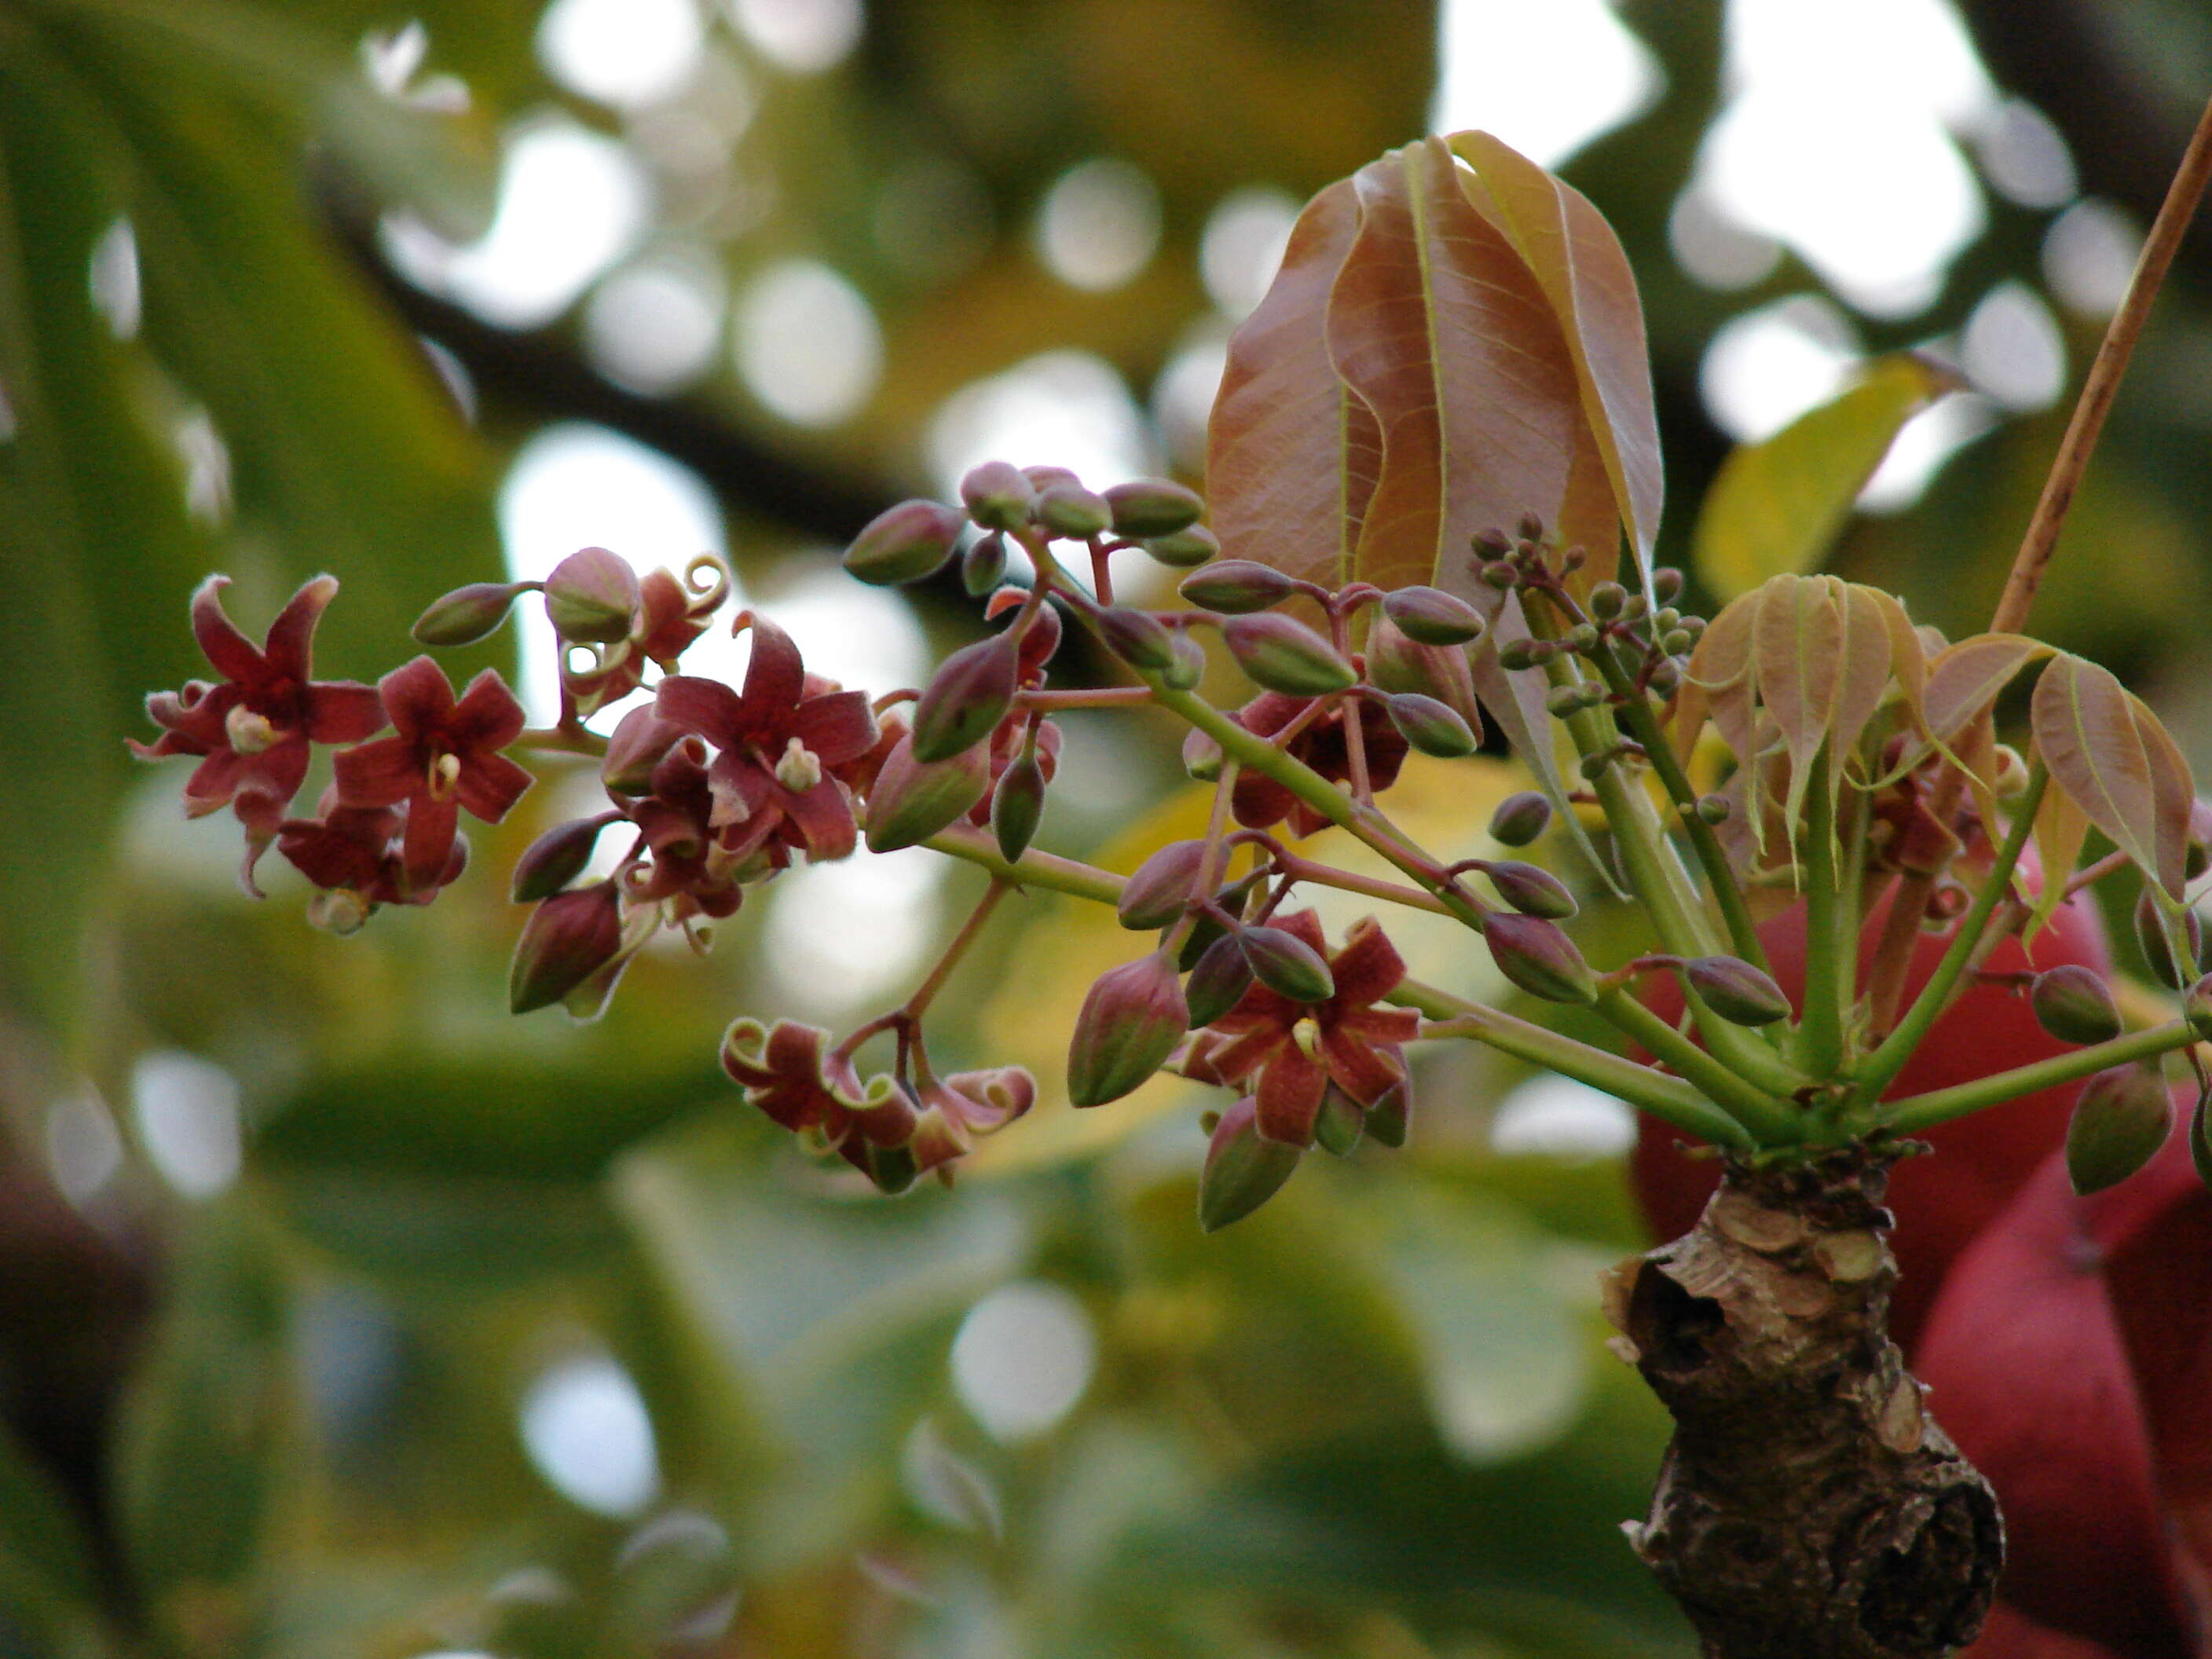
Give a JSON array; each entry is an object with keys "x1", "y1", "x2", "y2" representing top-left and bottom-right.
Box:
[{"x1": 1604, "y1": 1148, "x2": 2003, "y2": 1659}]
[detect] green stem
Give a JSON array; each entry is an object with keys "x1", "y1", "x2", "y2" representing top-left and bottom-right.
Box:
[
  {"x1": 1852, "y1": 764, "x2": 2049, "y2": 1109},
  {"x1": 924, "y1": 826, "x2": 1124, "y2": 905},
  {"x1": 1394, "y1": 980, "x2": 1753, "y2": 1148},
  {"x1": 1883, "y1": 1020, "x2": 2199, "y2": 1135},
  {"x1": 1799, "y1": 757, "x2": 1847, "y2": 1078},
  {"x1": 1596, "y1": 988, "x2": 1800, "y2": 1143}
]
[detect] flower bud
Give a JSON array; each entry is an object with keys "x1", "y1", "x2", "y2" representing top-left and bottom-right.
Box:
[
  {"x1": 510, "y1": 881, "x2": 624, "y2": 1013},
  {"x1": 1545, "y1": 684, "x2": 1584, "y2": 719},
  {"x1": 961, "y1": 530, "x2": 1009, "y2": 595},
  {"x1": 1484, "y1": 912, "x2": 1597, "y2": 1004},
  {"x1": 991, "y1": 754, "x2": 1046, "y2": 862},
  {"x1": 544, "y1": 547, "x2": 640, "y2": 643},
  {"x1": 1485, "y1": 859, "x2": 1577, "y2": 919},
  {"x1": 1695, "y1": 793, "x2": 1731, "y2": 826},
  {"x1": 2065, "y1": 1064, "x2": 2172, "y2": 1195},
  {"x1": 2135, "y1": 888, "x2": 2203, "y2": 990},
  {"x1": 601, "y1": 708, "x2": 686, "y2": 793},
  {"x1": 1162, "y1": 629, "x2": 1206, "y2": 690},
  {"x1": 1489, "y1": 791, "x2": 1551, "y2": 848},
  {"x1": 911, "y1": 632, "x2": 1020, "y2": 762},
  {"x1": 1184, "y1": 932, "x2": 1254, "y2": 1027},
  {"x1": 1198, "y1": 1097, "x2": 1301, "y2": 1232},
  {"x1": 961, "y1": 460, "x2": 1035, "y2": 530},
  {"x1": 1239, "y1": 925, "x2": 1335, "y2": 1003},
  {"x1": 1037, "y1": 484, "x2": 1112, "y2": 539},
  {"x1": 1118, "y1": 839, "x2": 1207, "y2": 930},
  {"x1": 1382, "y1": 585, "x2": 1485, "y2": 646},
  {"x1": 1364, "y1": 1079, "x2": 1411, "y2": 1148},
  {"x1": 2029, "y1": 963, "x2": 2123, "y2": 1046},
  {"x1": 1023, "y1": 464, "x2": 1081, "y2": 493},
  {"x1": 1653, "y1": 567, "x2": 1685, "y2": 602},
  {"x1": 1222, "y1": 613, "x2": 1356, "y2": 696},
  {"x1": 1471, "y1": 526, "x2": 1512, "y2": 558},
  {"x1": 866, "y1": 733, "x2": 991, "y2": 851},
  {"x1": 1068, "y1": 952, "x2": 1189, "y2": 1107},
  {"x1": 1104, "y1": 478, "x2": 1204, "y2": 538},
  {"x1": 844, "y1": 500, "x2": 965, "y2": 586},
  {"x1": 1093, "y1": 606, "x2": 1178, "y2": 672},
  {"x1": 1142, "y1": 526, "x2": 1219, "y2": 569},
  {"x1": 2188, "y1": 974, "x2": 2212, "y2": 1043},
  {"x1": 413, "y1": 580, "x2": 530, "y2": 646},
  {"x1": 1516, "y1": 511, "x2": 1544, "y2": 542},
  {"x1": 512, "y1": 813, "x2": 618, "y2": 903},
  {"x1": 1016, "y1": 602, "x2": 1062, "y2": 676},
  {"x1": 1313, "y1": 1086, "x2": 1364, "y2": 1156},
  {"x1": 1384, "y1": 692, "x2": 1478, "y2": 757},
  {"x1": 1179, "y1": 561, "x2": 1296, "y2": 614},
  {"x1": 1588, "y1": 582, "x2": 1627, "y2": 621},
  {"x1": 1684, "y1": 955, "x2": 1792, "y2": 1027},
  {"x1": 1365, "y1": 616, "x2": 1481, "y2": 728},
  {"x1": 306, "y1": 888, "x2": 371, "y2": 936},
  {"x1": 1182, "y1": 726, "x2": 1223, "y2": 782},
  {"x1": 1497, "y1": 638, "x2": 1542, "y2": 671},
  {"x1": 2188, "y1": 797, "x2": 2212, "y2": 881}
]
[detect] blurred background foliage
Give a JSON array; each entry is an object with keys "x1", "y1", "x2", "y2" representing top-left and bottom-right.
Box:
[{"x1": 5, "y1": 0, "x2": 2212, "y2": 1654}]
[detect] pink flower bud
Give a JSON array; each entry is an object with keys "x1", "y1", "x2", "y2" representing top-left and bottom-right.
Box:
[
  {"x1": 1198, "y1": 1097, "x2": 1301, "y2": 1232},
  {"x1": 1093, "y1": 606, "x2": 1178, "y2": 672},
  {"x1": 544, "y1": 547, "x2": 641, "y2": 644},
  {"x1": 1484, "y1": 912, "x2": 1597, "y2": 1004},
  {"x1": 2031, "y1": 964, "x2": 2123, "y2": 1046},
  {"x1": 961, "y1": 531, "x2": 1009, "y2": 595},
  {"x1": 1484, "y1": 859, "x2": 1577, "y2": 920},
  {"x1": 1222, "y1": 613, "x2": 1356, "y2": 697},
  {"x1": 1104, "y1": 478, "x2": 1203, "y2": 538},
  {"x1": 1068, "y1": 951, "x2": 1189, "y2": 1107},
  {"x1": 960, "y1": 460, "x2": 1035, "y2": 530},
  {"x1": 412, "y1": 580, "x2": 530, "y2": 647},
  {"x1": 1381, "y1": 585, "x2": 1485, "y2": 646},
  {"x1": 1141, "y1": 526, "x2": 1218, "y2": 569},
  {"x1": 1683, "y1": 954, "x2": 1791, "y2": 1027},
  {"x1": 1163, "y1": 629, "x2": 1206, "y2": 690},
  {"x1": 991, "y1": 753, "x2": 1046, "y2": 862},
  {"x1": 865, "y1": 733, "x2": 991, "y2": 852},
  {"x1": 843, "y1": 499, "x2": 965, "y2": 586},
  {"x1": 1364, "y1": 614, "x2": 1481, "y2": 730},
  {"x1": 1117, "y1": 840, "x2": 1208, "y2": 930},
  {"x1": 601, "y1": 707, "x2": 686, "y2": 794},
  {"x1": 510, "y1": 881, "x2": 624, "y2": 1013},
  {"x1": 1385, "y1": 692, "x2": 1478, "y2": 758},
  {"x1": 1179, "y1": 561, "x2": 1295, "y2": 614},
  {"x1": 1036, "y1": 484, "x2": 1111, "y2": 539},
  {"x1": 1182, "y1": 726, "x2": 1223, "y2": 782},
  {"x1": 1489, "y1": 790, "x2": 1551, "y2": 847},
  {"x1": 511, "y1": 812, "x2": 620, "y2": 903},
  {"x1": 911, "y1": 632, "x2": 1020, "y2": 763},
  {"x1": 1238, "y1": 925, "x2": 1335, "y2": 1003},
  {"x1": 2066, "y1": 1065, "x2": 2172, "y2": 1194},
  {"x1": 1184, "y1": 932, "x2": 1255, "y2": 1028}
]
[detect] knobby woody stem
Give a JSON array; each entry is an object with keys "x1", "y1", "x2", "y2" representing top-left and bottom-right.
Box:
[{"x1": 1883, "y1": 1019, "x2": 2202, "y2": 1136}]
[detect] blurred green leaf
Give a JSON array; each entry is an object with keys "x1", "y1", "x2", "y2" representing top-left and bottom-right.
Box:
[
  {"x1": 1692, "y1": 356, "x2": 1950, "y2": 601},
  {"x1": 0, "y1": 1423, "x2": 112, "y2": 1657}
]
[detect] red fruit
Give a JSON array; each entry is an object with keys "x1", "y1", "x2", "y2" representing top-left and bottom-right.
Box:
[{"x1": 1630, "y1": 870, "x2": 2111, "y2": 1346}]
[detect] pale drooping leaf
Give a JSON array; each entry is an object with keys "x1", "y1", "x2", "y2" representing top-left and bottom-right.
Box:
[
  {"x1": 2031, "y1": 653, "x2": 2193, "y2": 902},
  {"x1": 2029, "y1": 778, "x2": 2093, "y2": 944},
  {"x1": 1448, "y1": 131, "x2": 1664, "y2": 593},
  {"x1": 1691, "y1": 356, "x2": 1951, "y2": 601},
  {"x1": 1749, "y1": 575, "x2": 1892, "y2": 859}
]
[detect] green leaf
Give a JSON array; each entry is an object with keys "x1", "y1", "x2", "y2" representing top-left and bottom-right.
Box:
[
  {"x1": 1692, "y1": 356, "x2": 1950, "y2": 602},
  {"x1": 2031, "y1": 652, "x2": 2194, "y2": 901},
  {"x1": 0, "y1": 1422, "x2": 112, "y2": 1656}
]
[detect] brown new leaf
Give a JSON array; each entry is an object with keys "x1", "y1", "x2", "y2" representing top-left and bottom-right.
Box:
[{"x1": 2031, "y1": 654, "x2": 2194, "y2": 901}]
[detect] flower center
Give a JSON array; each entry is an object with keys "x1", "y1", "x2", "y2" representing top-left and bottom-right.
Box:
[
  {"x1": 1291, "y1": 1016, "x2": 1324, "y2": 1062},
  {"x1": 225, "y1": 704, "x2": 280, "y2": 755},
  {"x1": 774, "y1": 736, "x2": 823, "y2": 793},
  {"x1": 428, "y1": 751, "x2": 463, "y2": 800}
]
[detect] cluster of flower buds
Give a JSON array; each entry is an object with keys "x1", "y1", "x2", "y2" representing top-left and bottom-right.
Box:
[{"x1": 133, "y1": 575, "x2": 533, "y2": 922}]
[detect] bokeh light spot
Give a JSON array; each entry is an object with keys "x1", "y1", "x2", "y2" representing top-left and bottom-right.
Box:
[
  {"x1": 584, "y1": 248, "x2": 727, "y2": 394},
  {"x1": 1430, "y1": 0, "x2": 1661, "y2": 167},
  {"x1": 1199, "y1": 187, "x2": 1298, "y2": 318},
  {"x1": 734, "y1": 258, "x2": 882, "y2": 427},
  {"x1": 537, "y1": 0, "x2": 705, "y2": 110},
  {"x1": 2043, "y1": 200, "x2": 2141, "y2": 320},
  {"x1": 1961, "y1": 280, "x2": 2065, "y2": 412},
  {"x1": 950, "y1": 1281, "x2": 1095, "y2": 1441},
  {"x1": 1489, "y1": 1072, "x2": 1635, "y2": 1159},
  {"x1": 1699, "y1": 295, "x2": 1860, "y2": 443},
  {"x1": 1035, "y1": 159, "x2": 1162, "y2": 293},
  {"x1": 520, "y1": 1351, "x2": 661, "y2": 1518},
  {"x1": 728, "y1": 0, "x2": 862, "y2": 73},
  {"x1": 130, "y1": 1050, "x2": 243, "y2": 1199},
  {"x1": 929, "y1": 350, "x2": 1152, "y2": 501}
]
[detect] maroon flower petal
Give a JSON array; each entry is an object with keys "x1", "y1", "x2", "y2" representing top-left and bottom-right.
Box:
[
  {"x1": 401, "y1": 793, "x2": 460, "y2": 892},
  {"x1": 457, "y1": 750, "x2": 534, "y2": 824},
  {"x1": 1201, "y1": 1024, "x2": 1287, "y2": 1084},
  {"x1": 189, "y1": 576, "x2": 266, "y2": 685},
  {"x1": 448, "y1": 668, "x2": 527, "y2": 753},
  {"x1": 791, "y1": 689, "x2": 880, "y2": 766},
  {"x1": 379, "y1": 656, "x2": 456, "y2": 741},
  {"x1": 1328, "y1": 917, "x2": 1408, "y2": 1008},
  {"x1": 735, "y1": 615, "x2": 806, "y2": 729},
  {"x1": 1273, "y1": 908, "x2": 1329, "y2": 955},
  {"x1": 181, "y1": 749, "x2": 247, "y2": 815},
  {"x1": 261, "y1": 574, "x2": 339, "y2": 680},
  {"x1": 303, "y1": 680, "x2": 386, "y2": 744},
  {"x1": 656, "y1": 675, "x2": 746, "y2": 746},
  {"x1": 1319, "y1": 1027, "x2": 1404, "y2": 1106},
  {"x1": 1254, "y1": 1047, "x2": 1329, "y2": 1147},
  {"x1": 782, "y1": 778, "x2": 859, "y2": 862},
  {"x1": 334, "y1": 734, "x2": 426, "y2": 809},
  {"x1": 1231, "y1": 771, "x2": 1298, "y2": 831}
]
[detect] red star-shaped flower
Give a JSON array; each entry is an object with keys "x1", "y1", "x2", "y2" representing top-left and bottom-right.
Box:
[
  {"x1": 131, "y1": 575, "x2": 386, "y2": 887},
  {"x1": 1196, "y1": 910, "x2": 1419, "y2": 1146},
  {"x1": 1229, "y1": 692, "x2": 1410, "y2": 839},
  {"x1": 654, "y1": 614, "x2": 879, "y2": 866},
  {"x1": 275, "y1": 786, "x2": 468, "y2": 917},
  {"x1": 331, "y1": 655, "x2": 533, "y2": 889}
]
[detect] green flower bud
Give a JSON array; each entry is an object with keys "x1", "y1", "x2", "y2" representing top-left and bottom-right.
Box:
[
  {"x1": 910, "y1": 632, "x2": 1020, "y2": 762},
  {"x1": 1696, "y1": 793, "x2": 1731, "y2": 826},
  {"x1": 1381, "y1": 585, "x2": 1485, "y2": 646},
  {"x1": 1223, "y1": 613, "x2": 1356, "y2": 696},
  {"x1": 962, "y1": 531, "x2": 1009, "y2": 595},
  {"x1": 843, "y1": 500, "x2": 965, "y2": 586},
  {"x1": 1037, "y1": 484, "x2": 1112, "y2": 539},
  {"x1": 1490, "y1": 791, "x2": 1552, "y2": 847},
  {"x1": 1652, "y1": 568, "x2": 1685, "y2": 602},
  {"x1": 1143, "y1": 526, "x2": 1219, "y2": 569},
  {"x1": 544, "y1": 547, "x2": 640, "y2": 643},
  {"x1": 1162, "y1": 629, "x2": 1206, "y2": 690},
  {"x1": 2030, "y1": 964, "x2": 2123, "y2": 1046},
  {"x1": 1104, "y1": 478, "x2": 1204, "y2": 538},
  {"x1": 1545, "y1": 684, "x2": 1584, "y2": 719},
  {"x1": 1486, "y1": 859, "x2": 1577, "y2": 919},
  {"x1": 1180, "y1": 560, "x2": 1296, "y2": 614},
  {"x1": 1484, "y1": 912, "x2": 1597, "y2": 1004},
  {"x1": 511, "y1": 813, "x2": 618, "y2": 903},
  {"x1": 1662, "y1": 628, "x2": 1694, "y2": 654},
  {"x1": 1093, "y1": 605, "x2": 1179, "y2": 672},
  {"x1": 1565, "y1": 621, "x2": 1601, "y2": 654},
  {"x1": 1182, "y1": 726, "x2": 1224, "y2": 782},
  {"x1": 1367, "y1": 617, "x2": 1481, "y2": 729},
  {"x1": 1364, "y1": 1079, "x2": 1411, "y2": 1148},
  {"x1": 510, "y1": 882, "x2": 624, "y2": 1014},
  {"x1": 2135, "y1": 888, "x2": 2204, "y2": 991},
  {"x1": 1498, "y1": 638, "x2": 1540, "y2": 671},
  {"x1": 1684, "y1": 955, "x2": 1793, "y2": 1027},
  {"x1": 1470, "y1": 526, "x2": 1513, "y2": 558},
  {"x1": 961, "y1": 460, "x2": 1036, "y2": 529},
  {"x1": 1516, "y1": 511, "x2": 1545, "y2": 542},
  {"x1": 1479, "y1": 563, "x2": 1519, "y2": 589},
  {"x1": 413, "y1": 580, "x2": 531, "y2": 647},
  {"x1": 1197, "y1": 1097, "x2": 1300, "y2": 1232},
  {"x1": 1117, "y1": 839, "x2": 1207, "y2": 930},
  {"x1": 865, "y1": 734, "x2": 991, "y2": 851},
  {"x1": 2066, "y1": 1064, "x2": 2172, "y2": 1195},
  {"x1": 1184, "y1": 933, "x2": 1254, "y2": 1027},
  {"x1": 1068, "y1": 952, "x2": 1189, "y2": 1107},
  {"x1": 1654, "y1": 606, "x2": 1680, "y2": 631},
  {"x1": 1588, "y1": 582, "x2": 1627, "y2": 621},
  {"x1": 991, "y1": 754, "x2": 1046, "y2": 862},
  {"x1": 1239, "y1": 925, "x2": 1335, "y2": 1003},
  {"x1": 1313, "y1": 1086, "x2": 1364, "y2": 1156},
  {"x1": 1385, "y1": 692, "x2": 1478, "y2": 758}
]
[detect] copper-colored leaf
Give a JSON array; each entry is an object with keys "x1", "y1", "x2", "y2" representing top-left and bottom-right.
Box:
[
  {"x1": 1449, "y1": 130, "x2": 1663, "y2": 591},
  {"x1": 1672, "y1": 583, "x2": 1762, "y2": 771},
  {"x1": 1750, "y1": 575, "x2": 1891, "y2": 840},
  {"x1": 1207, "y1": 178, "x2": 1372, "y2": 587},
  {"x1": 2031, "y1": 654, "x2": 2188, "y2": 901}
]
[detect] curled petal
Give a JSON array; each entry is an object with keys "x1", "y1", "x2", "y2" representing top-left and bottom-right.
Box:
[
  {"x1": 792, "y1": 689, "x2": 880, "y2": 767},
  {"x1": 737, "y1": 614, "x2": 806, "y2": 726},
  {"x1": 189, "y1": 575, "x2": 266, "y2": 683},
  {"x1": 782, "y1": 778, "x2": 859, "y2": 862},
  {"x1": 1319, "y1": 1027, "x2": 1404, "y2": 1106},
  {"x1": 261, "y1": 573, "x2": 339, "y2": 679},
  {"x1": 655, "y1": 674, "x2": 747, "y2": 746}
]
